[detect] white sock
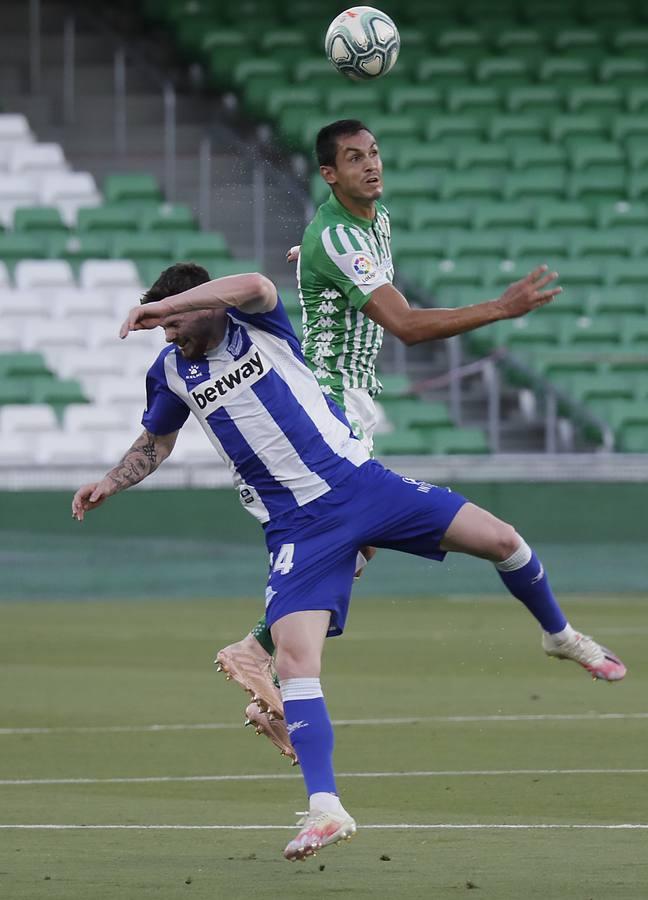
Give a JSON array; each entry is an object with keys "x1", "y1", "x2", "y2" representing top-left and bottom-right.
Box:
[
  {"x1": 310, "y1": 791, "x2": 346, "y2": 815},
  {"x1": 545, "y1": 622, "x2": 577, "y2": 643}
]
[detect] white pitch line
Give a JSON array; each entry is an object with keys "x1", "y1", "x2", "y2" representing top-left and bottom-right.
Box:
[
  {"x1": 0, "y1": 823, "x2": 646, "y2": 831},
  {"x1": 2, "y1": 768, "x2": 648, "y2": 787},
  {"x1": 2, "y1": 711, "x2": 648, "y2": 736}
]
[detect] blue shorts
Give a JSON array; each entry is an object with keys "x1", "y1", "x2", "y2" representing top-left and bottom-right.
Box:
[{"x1": 263, "y1": 460, "x2": 467, "y2": 637}]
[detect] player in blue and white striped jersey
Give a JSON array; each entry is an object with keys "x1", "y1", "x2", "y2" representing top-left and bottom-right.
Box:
[{"x1": 72, "y1": 263, "x2": 626, "y2": 862}]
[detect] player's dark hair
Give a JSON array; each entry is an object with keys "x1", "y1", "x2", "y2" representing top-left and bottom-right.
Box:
[
  {"x1": 316, "y1": 119, "x2": 375, "y2": 168},
  {"x1": 140, "y1": 262, "x2": 210, "y2": 304}
]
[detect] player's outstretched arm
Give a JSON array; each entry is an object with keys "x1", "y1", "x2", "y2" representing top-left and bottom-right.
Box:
[
  {"x1": 362, "y1": 265, "x2": 562, "y2": 346},
  {"x1": 120, "y1": 273, "x2": 277, "y2": 338},
  {"x1": 72, "y1": 429, "x2": 178, "y2": 521}
]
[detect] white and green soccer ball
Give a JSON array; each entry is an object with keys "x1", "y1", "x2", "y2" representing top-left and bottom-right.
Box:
[{"x1": 325, "y1": 6, "x2": 400, "y2": 81}]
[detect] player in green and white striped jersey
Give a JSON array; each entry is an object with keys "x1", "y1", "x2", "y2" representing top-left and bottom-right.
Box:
[{"x1": 216, "y1": 120, "x2": 562, "y2": 759}]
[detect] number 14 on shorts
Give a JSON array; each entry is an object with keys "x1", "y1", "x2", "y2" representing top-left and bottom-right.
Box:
[{"x1": 270, "y1": 543, "x2": 295, "y2": 576}]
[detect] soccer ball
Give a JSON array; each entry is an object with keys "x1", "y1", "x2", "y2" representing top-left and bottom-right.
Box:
[{"x1": 325, "y1": 6, "x2": 400, "y2": 81}]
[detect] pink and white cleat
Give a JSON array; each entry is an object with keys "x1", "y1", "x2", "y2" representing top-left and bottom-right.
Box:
[
  {"x1": 283, "y1": 809, "x2": 357, "y2": 861},
  {"x1": 542, "y1": 629, "x2": 627, "y2": 681}
]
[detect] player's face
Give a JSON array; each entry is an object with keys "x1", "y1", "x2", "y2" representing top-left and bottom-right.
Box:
[
  {"x1": 162, "y1": 310, "x2": 223, "y2": 360},
  {"x1": 325, "y1": 130, "x2": 383, "y2": 202}
]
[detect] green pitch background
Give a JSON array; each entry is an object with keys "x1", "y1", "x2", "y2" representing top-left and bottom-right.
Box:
[{"x1": 1, "y1": 596, "x2": 646, "y2": 899}]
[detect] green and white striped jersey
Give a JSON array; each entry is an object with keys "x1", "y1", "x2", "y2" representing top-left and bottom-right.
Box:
[{"x1": 297, "y1": 191, "x2": 393, "y2": 406}]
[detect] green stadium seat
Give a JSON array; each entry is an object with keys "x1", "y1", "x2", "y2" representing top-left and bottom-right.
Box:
[
  {"x1": 627, "y1": 173, "x2": 648, "y2": 202},
  {"x1": 549, "y1": 115, "x2": 606, "y2": 145},
  {"x1": 494, "y1": 28, "x2": 544, "y2": 56},
  {"x1": 626, "y1": 86, "x2": 648, "y2": 115},
  {"x1": 446, "y1": 86, "x2": 502, "y2": 120},
  {"x1": 265, "y1": 86, "x2": 320, "y2": 119},
  {"x1": 566, "y1": 86, "x2": 623, "y2": 118},
  {"x1": 369, "y1": 114, "x2": 421, "y2": 141},
  {"x1": 426, "y1": 115, "x2": 483, "y2": 145},
  {"x1": 174, "y1": 232, "x2": 230, "y2": 261},
  {"x1": 631, "y1": 233, "x2": 648, "y2": 259},
  {"x1": 569, "y1": 143, "x2": 625, "y2": 173},
  {"x1": 436, "y1": 28, "x2": 486, "y2": 59},
  {"x1": 0, "y1": 379, "x2": 31, "y2": 405},
  {"x1": 137, "y1": 258, "x2": 175, "y2": 286},
  {"x1": 505, "y1": 318, "x2": 561, "y2": 350},
  {"x1": 208, "y1": 258, "x2": 260, "y2": 277},
  {"x1": 454, "y1": 143, "x2": 510, "y2": 173},
  {"x1": 511, "y1": 144, "x2": 567, "y2": 179},
  {"x1": 504, "y1": 171, "x2": 566, "y2": 201},
  {"x1": 488, "y1": 115, "x2": 546, "y2": 144},
  {"x1": 411, "y1": 202, "x2": 472, "y2": 231},
  {"x1": 325, "y1": 85, "x2": 384, "y2": 116},
  {"x1": 598, "y1": 202, "x2": 648, "y2": 232},
  {"x1": 567, "y1": 172, "x2": 626, "y2": 204},
  {"x1": 523, "y1": 0, "x2": 579, "y2": 21},
  {"x1": 77, "y1": 205, "x2": 139, "y2": 234},
  {"x1": 598, "y1": 57, "x2": 648, "y2": 87},
  {"x1": 535, "y1": 202, "x2": 594, "y2": 230},
  {"x1": 538, "y1": 58, "x2": 592, "y2": 87},
  {"x1": 379, "y1": 399, "x2": 452, "y2": 433},
  {"x1": 604, "y1": 259, "x2": 648, "y2": 287},
  {"x1": 611, "y1": 29, "x2": 648, "y2": 55},
  {"x1": 373, "y1": 429, "x2": 428, "y2": 455},
  {"x1": 235, "y1": 59, "x2": 289, "y2": 116},
  {"x1": 13, "y1": 207, "x2": 67, "y2": 235},
  {"x1": 277, "y1": 109, "x2": 332, "y2": 152},
  {"x1": 581, "y1": 0, "x2": 635, "y2": 22},
  {"x1": 375, "y1": 373, "x2": 412, "y2": 399},
  {"x1": 553, "y1": 259, "x2": 605, "y2": 290},
  {"x1": 445, "y1": 231, "x2": 508, "y2": 260},
  {"x1": 0, "y1": 352, "x2": 51, "y2": 379},
  {"x1": 552, "y1": 28, "x2": 603, "y2": 59},
  {"x1": 416, "y1": 57, "x2": 470, "y2": 87},
  {"x1": 259, "y1": 29, "x2": 312, "y2": 67},
  {"x1": 474, "y1": 57, "x2": 530, "y2": 87},
  {"x1": 424, "y1": 260, "x2": 483, "y2": 295},
  {"x1": 103, "y1": 173, "x2": 161, "y2": 205},
  {"x1": 427, "y1": 426, "x2": 489, "y2": 454},
  {"x1": 0, "y1": 233, "x2": 47, "y2": 265},
  {"x1": 472, "y1": 203, "x2": 534, "y2": 231},
  {"x1": 112, "y1": 233, "x2": 174, "y2": 264},
  {"x1": 387, "y1": 85, "x2": 443, "y2": 116},
  {"x1": 30, "y1": 377, "x2": 88, "y2": 411},
  {"x1": 396, "y1": 144, "x2": 452, "y2": 172},
  {"x1": 612, "y1": 115, "x2": 648, "y2": 142},
  {"x1": 505, "y1": 85, "x2": 563, "y2": 117},
  {"x1": 383, "y1": 172, "x2": 436, "y2": 203},
  {"x1": 569, "y1": 232, "x2": 631, "y2": 259},
  {"x1": 139, "y1": 204, "x2": 196, "y2": 232},
  {"x1": 55, "y1": 233, "x2": 112, "y2": 266},
  {"x1": 587, "y1": 287, "x2": 647, "y2": 316},
  {"x1": 200, "y1": 30, "x2": 248, "y2": 83},
  {"x1": 439, "y1": 172, "x2": 502, "y2": 202},
  {"x1": 564, "y1": 317, "x2": 622, "y2": 351},
  {"x1": 508, "y1": 230, "x2": 570, "y2": 261}
]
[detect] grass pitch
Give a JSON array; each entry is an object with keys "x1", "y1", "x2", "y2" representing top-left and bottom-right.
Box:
[{"x1": 1, "y1": 595, "x2": 647, "y2": 899}]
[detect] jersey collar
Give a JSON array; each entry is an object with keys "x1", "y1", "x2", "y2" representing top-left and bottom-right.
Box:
[{"x1": 325, "y1": 191, "x2": 377, "y2": 229}]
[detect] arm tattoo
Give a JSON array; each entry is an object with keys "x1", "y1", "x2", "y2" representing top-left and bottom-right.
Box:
[{"x1": 107, "y1": 431, "x2": 161, "y2": 491}]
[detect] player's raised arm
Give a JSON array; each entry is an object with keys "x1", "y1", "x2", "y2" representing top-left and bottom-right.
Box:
[
  {"x1": 361, "y1": 266, "x2": 562, "y2": 346},
  {"x1": 120, "y1": 273, "x2": 277, "y2": 338},
  {"x1": 71, "y1": 429, "x2": 178, "y2": 521}
]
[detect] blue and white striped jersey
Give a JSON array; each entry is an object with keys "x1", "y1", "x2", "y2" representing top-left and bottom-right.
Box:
[{"x1": 142, "y1": 297, "x2": 370, "y2": 523}]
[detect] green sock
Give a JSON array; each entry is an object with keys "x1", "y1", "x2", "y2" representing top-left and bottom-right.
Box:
[{"x1": 251, "y1": 616, "x2": 275, "y2": 656}]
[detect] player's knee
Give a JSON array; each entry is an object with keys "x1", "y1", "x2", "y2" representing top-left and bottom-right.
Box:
[{"x1": 492, "y1": 523, "x2": 522, "y2": 563}]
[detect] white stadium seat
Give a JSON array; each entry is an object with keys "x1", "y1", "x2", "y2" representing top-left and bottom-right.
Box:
[
  {"x1": 93, "y1": 375, "x2": 147, "y2": 407},
  {"x1": 35, "y1": 431, "x2": 100, "y2": 465},
  {"x1": 0, "y1": 262, "x2": 9, "y2": 289},
  {"x1": 8, "y1": 143, "x2": 67, "y2": 181},
  {"x1": 14, "y1": 260, "x2": 75, "y2": 291},
  {"x1": 55, "y1": 347, "x2": 130, "y2": 380},
  {"x1": 0, "y1": 114, "x2": 33, "y2": 142},
  {"x1": 0, "y1": 318, "x2": 35, "y2": 351},
  {"x1": 0, "y1": 288, "x2": 52, "y2": 317},
  {"x1": 0, "y1": 403, "x2": 59, "y2": 433},
  {"x1": 63, "y1": 403, "x2": 129, "y2": 433},
  {"x1": 22, "y1": 319, "x2": 89, "y2": 351},
  {"x1": 0, "y1": 434, "x2": 38, "y2": 465},
  {"x1": 171, "y1": 425, "x2": 217, "y2": 463},
  {"x1": 98, "y1": 431, "x2": 143, "y2": 466},
  {"x1": 40, "y1": 172, "x2": 101, "y2": 226},
  {"x1": 79, "y1": 260, "x2": 141, "y2": 291},
  {"x1": 50, "y1": 289, "x2": 114, "y2": 319},
  {"x1": 0, "y1": 174, "x2": 39, "y2": 226}
]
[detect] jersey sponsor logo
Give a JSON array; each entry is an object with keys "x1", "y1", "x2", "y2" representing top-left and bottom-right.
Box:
[
  {"x1": 190, "y1": 346, "x2": 266, "y2": 412},
  {"x1": 352, "y1": 253, "x2": 375, "y2": 279}
]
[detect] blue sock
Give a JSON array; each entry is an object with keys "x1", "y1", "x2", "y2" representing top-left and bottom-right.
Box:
[
  {"x1": 281, "y1": 678, "x2": 336, "y2": 797},
  {"x1": 496, "y1": 541, "x2": 567, "y2": 634}
]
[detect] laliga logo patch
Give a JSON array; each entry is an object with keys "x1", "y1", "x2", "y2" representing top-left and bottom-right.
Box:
[{"x1": 352, "y1": 254, "x2": 374, "y2": 277}]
